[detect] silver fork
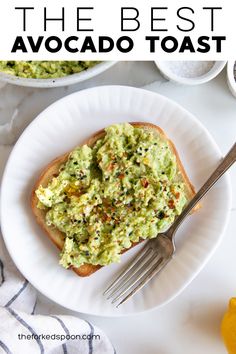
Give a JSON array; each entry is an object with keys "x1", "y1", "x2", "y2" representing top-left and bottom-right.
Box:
[{"x1": 104, "y1": 142, "x2": 236, "y2": 307}]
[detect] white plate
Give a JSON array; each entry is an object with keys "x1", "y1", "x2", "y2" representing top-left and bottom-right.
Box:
[
  {"x1": 0, "y1": 62, "x2": 116, "y2": 88},
  {"x1": 0, "y1": 86, "x2": 232, "y2": 316}
]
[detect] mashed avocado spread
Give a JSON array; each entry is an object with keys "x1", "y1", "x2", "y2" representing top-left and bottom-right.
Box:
[
  {"x1": 36, "y1": 123, "x2": 187, "y2": 268},
  {"x1": 0, "y1": 61, "x2": 99, "y2": 79}
]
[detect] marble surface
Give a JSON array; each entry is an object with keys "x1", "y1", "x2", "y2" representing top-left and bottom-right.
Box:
[{"x1": 0, "y1": 61, "x2": 235, "y2": 354}]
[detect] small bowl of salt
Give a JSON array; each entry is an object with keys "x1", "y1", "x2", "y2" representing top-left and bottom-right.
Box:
[
  {"x1": 227, "y1": 61, "x2": 236, "y2": 98},
  {"x1": 155, "y1": 60, "x2": 226, "y2": 85}
]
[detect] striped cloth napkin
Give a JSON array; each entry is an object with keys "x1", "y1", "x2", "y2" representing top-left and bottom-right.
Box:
[{"x1": 0, "y1": 233, "x2": 115, "y2": 354}]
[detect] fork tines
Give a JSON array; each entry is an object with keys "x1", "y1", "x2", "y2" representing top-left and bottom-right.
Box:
[{"x1": 103, "y1": 242, "x2": 168, "y2": 307}]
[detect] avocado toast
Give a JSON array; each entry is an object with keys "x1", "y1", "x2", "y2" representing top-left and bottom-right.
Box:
[{"x1": 31, "y1": 122, "x2": 198, "y2": 277}]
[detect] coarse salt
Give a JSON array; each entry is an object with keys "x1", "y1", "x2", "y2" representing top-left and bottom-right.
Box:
[{"x1": 165, "y1": 61, "x2": 215, "y2": 78}]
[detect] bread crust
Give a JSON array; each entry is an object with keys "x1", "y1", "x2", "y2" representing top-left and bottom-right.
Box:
[{"x1": 31, "y1": 122, "x2": 198, "y2": 277}]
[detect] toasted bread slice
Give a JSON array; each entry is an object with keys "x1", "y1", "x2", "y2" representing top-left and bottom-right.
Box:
[{"x1": 31, "y1": 122, "x2": 198, "y2": 277}]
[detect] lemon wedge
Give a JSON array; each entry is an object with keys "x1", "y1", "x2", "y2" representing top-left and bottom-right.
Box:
[{"x1": 222, "y1": 298, "x2": 236, "y2": 354}]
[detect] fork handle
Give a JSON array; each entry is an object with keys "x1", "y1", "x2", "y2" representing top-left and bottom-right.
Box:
[{"x1": 167, "y1": 142, "x2": 236, "y2": 238}]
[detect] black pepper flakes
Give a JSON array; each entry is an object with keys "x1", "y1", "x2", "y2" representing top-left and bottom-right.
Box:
[{"x1": 158, "y1": 211, "x2": 165, "y2": 219}]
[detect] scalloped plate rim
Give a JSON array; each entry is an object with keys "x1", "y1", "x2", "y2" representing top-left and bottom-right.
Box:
[{"x1": 0, "y1": 85, "x2": 232, "y2": 317}]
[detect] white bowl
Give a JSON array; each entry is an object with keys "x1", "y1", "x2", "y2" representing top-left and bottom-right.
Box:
[
  {"x1": 155, "y1": 61, "x2": 226, "y2": 85},
  {"x1": 227, "y1": 61, "x2": 236, "y2": 98},
  {"x1": 0, "y1": 61, "x2": 116, "y2": 88}
]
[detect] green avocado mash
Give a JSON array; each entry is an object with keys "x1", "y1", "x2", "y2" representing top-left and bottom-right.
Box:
[
  {"x1": 0, "y1": 61, "x2": 99, "y2": 79},
  {"x1": 36, "y1": 123, "x2": 187, "y2": 268}
]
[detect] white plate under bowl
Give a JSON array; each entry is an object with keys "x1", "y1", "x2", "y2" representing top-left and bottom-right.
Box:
[
  {"x1": 0, "y1": 86, "x2": 231, "y2": 316},
  {"x1": 0, "y1": 61, "x2": 116, "y2": 88}
]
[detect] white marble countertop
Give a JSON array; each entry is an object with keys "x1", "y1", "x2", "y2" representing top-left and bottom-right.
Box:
[{"x1": 0, "y1": 61, "x2": 235, "y2": 354}]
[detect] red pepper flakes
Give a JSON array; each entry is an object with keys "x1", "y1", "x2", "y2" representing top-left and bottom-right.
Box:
[
  {"x1": 118, "y1": 173, "x2": 125, "y2": 179},
  {"x1": 141, "y1": 178, "x2": 149, "y2": 188},
  {"x1": 107, "y1": 163, "x2": 115, "y2": 171},
  {"x1": 175, "y1": 192, "x2": 180, "y2": 199},
  {"x1": 102, "y1": 214, "x2": 111, "y2": 222},
  {"x1": 168, "y1": 200, "x2": 175, "y2": 209}
]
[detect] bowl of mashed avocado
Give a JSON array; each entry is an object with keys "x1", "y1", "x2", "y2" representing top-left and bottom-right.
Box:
[{"x1": 0, "y1": 61, "x2": 116, "y2": 87}]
